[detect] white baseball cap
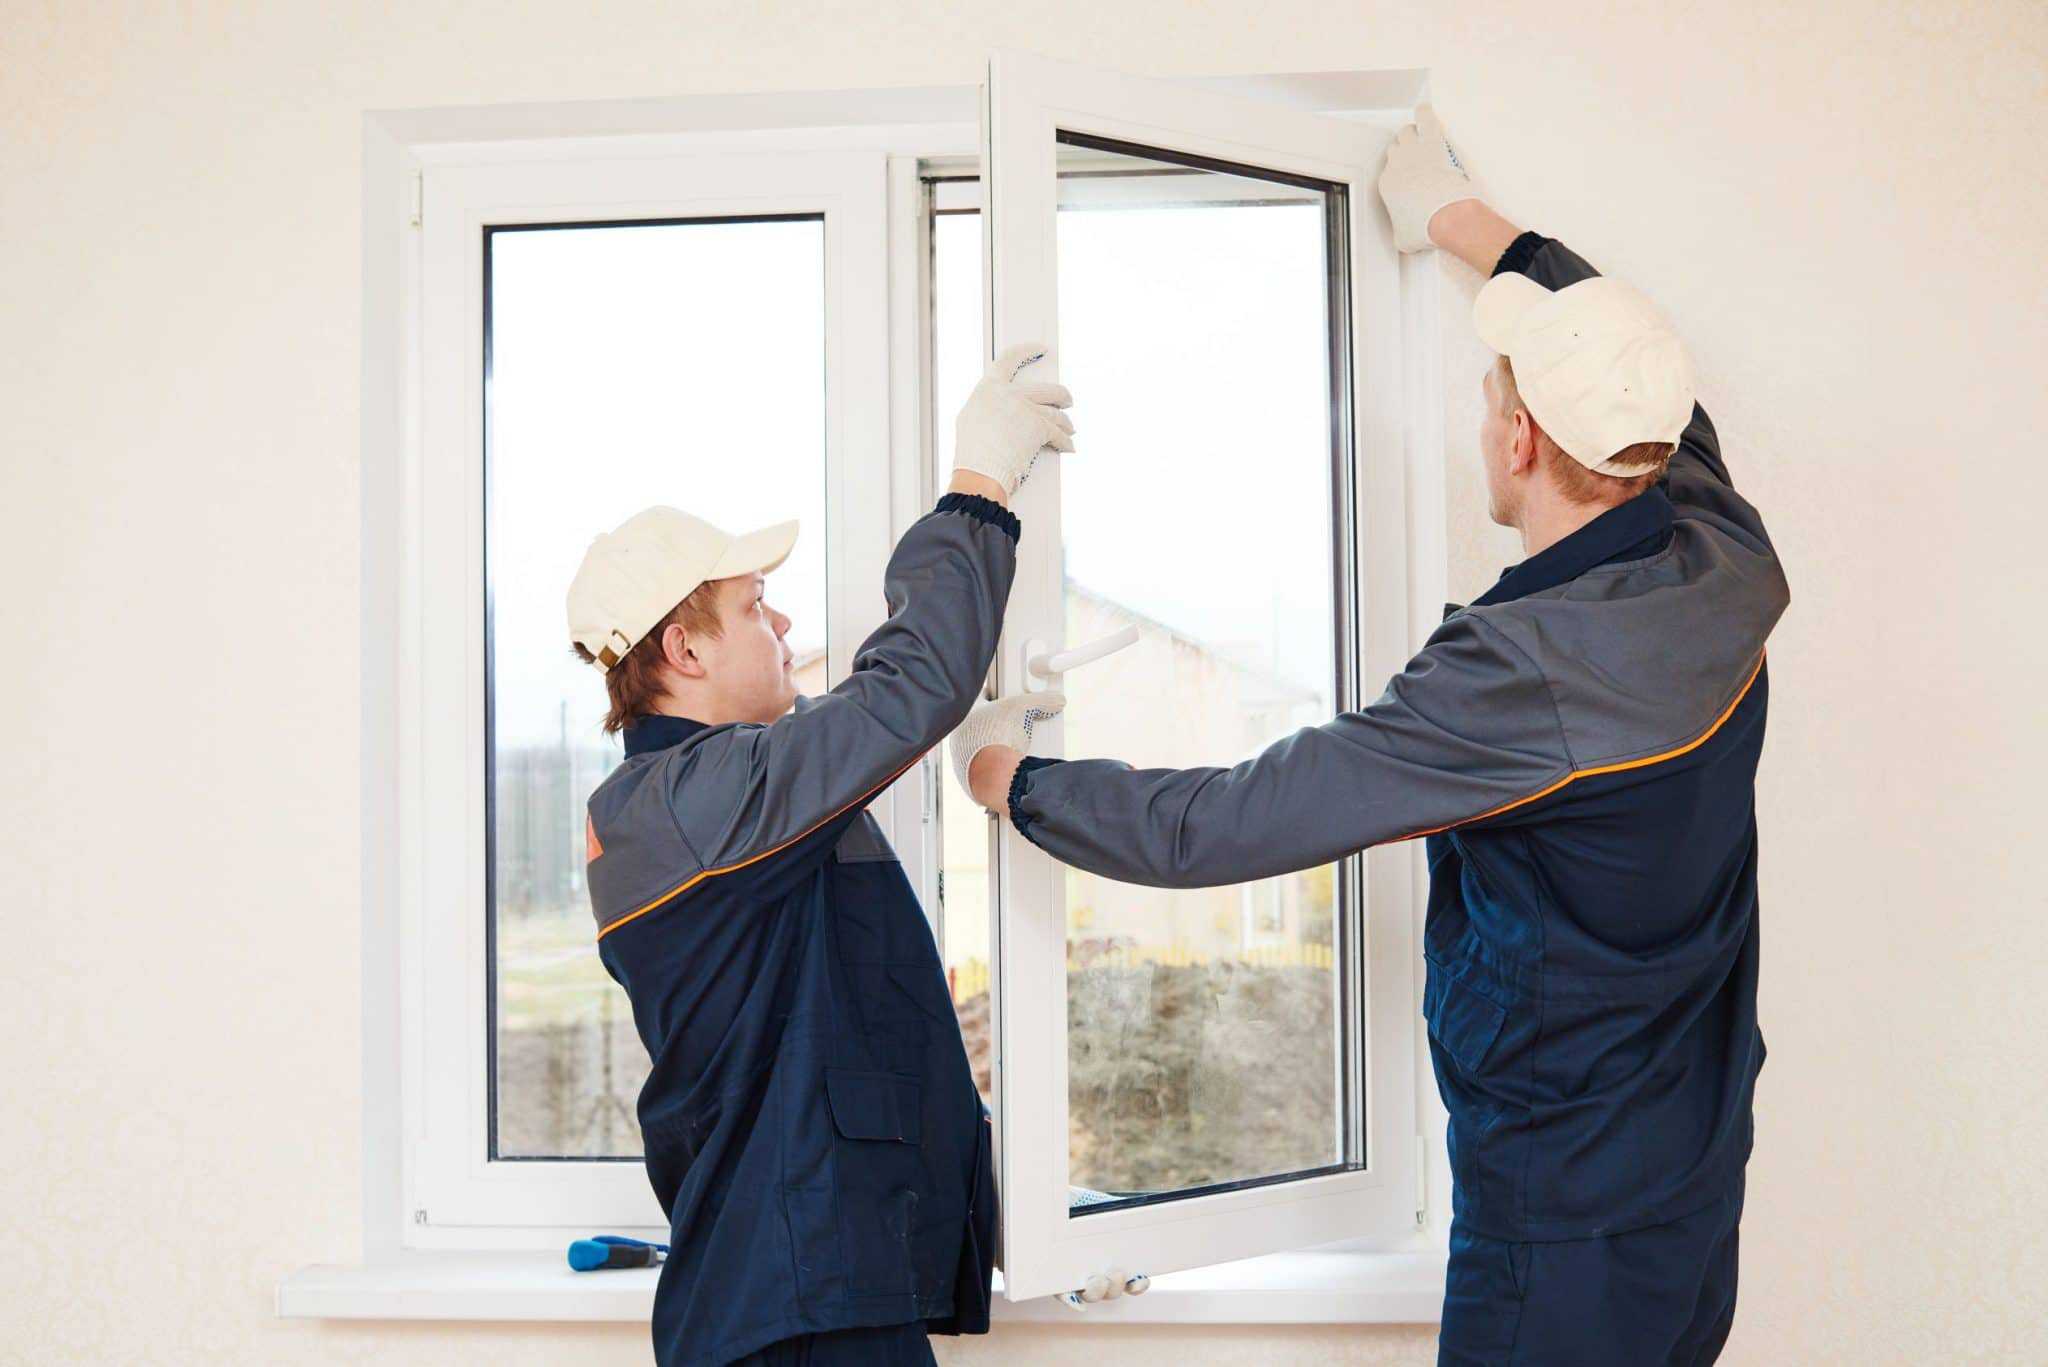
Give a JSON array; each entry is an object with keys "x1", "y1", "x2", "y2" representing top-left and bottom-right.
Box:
[
  {"x1": 1473, "y1": 273, "x2": 1695, "y2": 476},
  {"x1": 566, "y1": 507, "x2": 798, "y2": 671}
]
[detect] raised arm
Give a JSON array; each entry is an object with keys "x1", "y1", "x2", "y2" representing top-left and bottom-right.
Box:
[
  {"x1": 672, "y1": 488, "x2": 1020, "y2": 870},
  {"x1": 671, "y1": 345, "x2": 1075, "y2": 874},
  {"x1": 1386, "y1": 105, "x2": 1739, "y2": 508}
]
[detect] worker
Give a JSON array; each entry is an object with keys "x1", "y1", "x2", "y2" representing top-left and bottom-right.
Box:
[
  {"x1": 568, "y1": 345, "x2": 1075, "y2": 1367},
  {"x1": 954, "y1": 110, "x2": 1787, "y2": 1365}
]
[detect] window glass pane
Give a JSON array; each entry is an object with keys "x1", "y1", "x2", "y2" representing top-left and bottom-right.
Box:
[
  {"x1": 1053, "y1": 139, "x2": 1348, "y2": 1209},
  {"x1": 932, "y1": 146, "x2": 1353, "y2": 1212},
  {"x1": 486, "y1": 217, "x2": 828, "y2": 1159}
]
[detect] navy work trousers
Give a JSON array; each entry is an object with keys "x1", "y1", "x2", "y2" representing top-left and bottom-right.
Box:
[{"x1": 1438, "y1": 1182, "x2": 1744, "y2": 1366}]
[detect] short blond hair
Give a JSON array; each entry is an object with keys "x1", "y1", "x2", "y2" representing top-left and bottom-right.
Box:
[{"x1": 1496, "y1": 356, "x2": 1674, "y2": 506}]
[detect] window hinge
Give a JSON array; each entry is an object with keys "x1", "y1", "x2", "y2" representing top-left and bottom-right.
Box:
[
  {"x1": 409, "y1": 171, "x2": 424, "y2": 228},
  {"x1": 1415, "y1": 1133, "x2": 1427, "y2": 1226}
]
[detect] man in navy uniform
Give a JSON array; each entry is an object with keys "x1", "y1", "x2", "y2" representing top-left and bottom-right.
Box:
[
  {"x1": 958, "y1": 112, "x2": 1786, "y2": 1365},
  {"x1": 570, "y1": 346, "x2": 1075, "y2": 1366}
]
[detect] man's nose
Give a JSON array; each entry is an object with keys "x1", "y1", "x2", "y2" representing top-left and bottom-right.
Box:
[{"x1": 772, "y1": 610, "x2": 791, "y2": 637}]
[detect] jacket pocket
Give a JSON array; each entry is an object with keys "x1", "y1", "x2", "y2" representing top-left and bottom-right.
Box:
[
  {"x1": 1424, "y1": 971, "x2": 1515, "y2": 1219},
  {"x1": 823, "y1": 1069, "x2": 924, "y2": 1300},
  {"x1": 1424, "y1": 972, "x2": 1507, "y2": 1077},
  {"x1": 825, "y1": 1068, "x2": 922, "y2": 1144}
]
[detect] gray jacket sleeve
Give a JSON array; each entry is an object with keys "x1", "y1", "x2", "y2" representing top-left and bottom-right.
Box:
[
  {"x1": 1007, "y1": 612, "x2": 1571, "y2": 889},
  {"x1": 671, "y1": 493, "x2": 1017, "y2": 871}
]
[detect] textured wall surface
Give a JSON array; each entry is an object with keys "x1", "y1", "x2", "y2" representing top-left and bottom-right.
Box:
[{"x1": 4, "y1": 2, "x2": 2044, "y2": 1363}]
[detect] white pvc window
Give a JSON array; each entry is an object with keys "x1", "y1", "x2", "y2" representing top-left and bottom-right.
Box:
[
  {"x1": 386, "y1": 68, "x2": 1427, "y2": 1286},
  {"x1": 976, "y1": 53, "x2": 1419, "y2": 1299},
  {"x1": 930, "y1": 164, "x2": 1356, "y2": 1195}
]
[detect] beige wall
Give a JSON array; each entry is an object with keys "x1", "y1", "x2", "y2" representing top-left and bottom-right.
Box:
[{"x1": 6, "y1": 2, "x2": 2044, "y2": 1363}]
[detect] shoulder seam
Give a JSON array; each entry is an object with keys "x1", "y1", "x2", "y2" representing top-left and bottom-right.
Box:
[
  {"x1": 1462, "y1": 610, "x2": 1578, "y2": 772},
  {"x1": 657, "y1": 745, "x2": 712, "y2": 888}
]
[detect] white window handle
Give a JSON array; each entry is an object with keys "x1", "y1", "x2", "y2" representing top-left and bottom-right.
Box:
[{"x1": 1021, "y1": 625, "x2": 1139, "y2": 692}]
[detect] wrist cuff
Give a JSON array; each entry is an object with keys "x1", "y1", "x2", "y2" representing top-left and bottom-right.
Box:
[
  {"x1": 1491, "y1": 230, "x2": 1552, "y2": 279},
  {"x1": 934, "y1": 492, "x2": 1021, "y2": 542},
  {"x1": 1007, "y1": 755, "x2": 1062, "y2": 842}
]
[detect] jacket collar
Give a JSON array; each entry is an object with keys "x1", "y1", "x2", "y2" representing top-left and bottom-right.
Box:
[
  {"x1": 1470, "y1": 486, "x2": 1675, "y2": 610},
  {"x1": 622, "y1": 712, "x2": 711, "y2": 758}
]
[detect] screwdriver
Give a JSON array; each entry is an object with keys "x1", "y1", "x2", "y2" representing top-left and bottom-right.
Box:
[{"x1": 567, "y1": 1234, "x2": 670, "y2": 1271}]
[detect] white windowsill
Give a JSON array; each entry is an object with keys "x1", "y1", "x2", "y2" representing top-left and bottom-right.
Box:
[{"x1": 277, "y1": 1248, "x2": 1446, "y2": 1325}]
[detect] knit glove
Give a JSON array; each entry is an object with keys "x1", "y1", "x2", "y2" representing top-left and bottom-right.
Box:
[
  {"x1": 948, "y1": 692, "x2": 1067, "y2": 807},
  {"x1": 953, "y1": 342, "x2": 1076, "y2": 494},
  {"x1": 1376, "y1": 105, "x2": 1477, "y2": 253}
]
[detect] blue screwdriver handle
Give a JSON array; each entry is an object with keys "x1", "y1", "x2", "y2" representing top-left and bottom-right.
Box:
[{"x1": 568, "y1": 1235, "x2": 671, "y2": 1271}]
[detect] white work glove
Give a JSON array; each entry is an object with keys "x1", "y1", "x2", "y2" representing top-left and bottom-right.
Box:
[
  {"x1": 1376, "y1": 105, "x2": 1477, "y2": 254},
  {"x1": 953, "y1": 342, "x2": 1075, "y2": 495},
  {"x1": 948, "y1": 692, "x2": 1067, "y2": 809}
]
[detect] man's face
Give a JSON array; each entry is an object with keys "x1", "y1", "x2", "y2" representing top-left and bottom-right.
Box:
[
  {"x1": 692, "y1": 572, "x2": 797, "y2": 725},
  {"x1": 1479, "y1": 361, "x2": 1525, "y2": 529}
]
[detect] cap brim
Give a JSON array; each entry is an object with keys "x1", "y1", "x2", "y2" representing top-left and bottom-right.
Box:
[
  {"x1": 709, "y1": 519, "x2": 799, "y2": 581},
  {"x1": 1472, "y1": 271, "x2": 1552, "y2": 355}
]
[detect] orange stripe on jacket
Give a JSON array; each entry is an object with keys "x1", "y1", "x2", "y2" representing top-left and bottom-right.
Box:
[
  {"x1": 1399, "y1": 650, "x2": 1768, "y2": 843},
  {"x1": 595, "y1": 754, "x2": 923, "y2": 941}
]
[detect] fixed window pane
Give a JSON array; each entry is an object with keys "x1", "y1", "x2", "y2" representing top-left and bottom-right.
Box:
[{"x1": 485, "y1": 216, "x2": 828, "y2": 1159}]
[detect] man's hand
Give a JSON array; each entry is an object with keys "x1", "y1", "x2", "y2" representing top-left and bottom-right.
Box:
[
  {"x1": 1376, "y1": 105, "x2": 1479, "y2": 254},
  {"x1": 948, "y1": 693, "x2": 1066, "y2": 813},
  {"x1": 953, "y1": 342, "x2": 1075, "y2": 497}
]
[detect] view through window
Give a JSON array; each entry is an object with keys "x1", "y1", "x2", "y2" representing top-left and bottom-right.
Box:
[
  {"x1": 485, "y1": 216, "x2": 829, "y2": 1159},
  {"x1": 933, "y1": 139, "x2": 1354, "y2": 1212}
]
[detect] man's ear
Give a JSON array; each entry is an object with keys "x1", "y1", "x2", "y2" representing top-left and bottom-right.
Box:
[
  {"x1": 659, "y1": 621, "x2": 707, "y2": 679},
  {"x1": 1508, "y1": 409, "x2": 1542, "y2": 478}
]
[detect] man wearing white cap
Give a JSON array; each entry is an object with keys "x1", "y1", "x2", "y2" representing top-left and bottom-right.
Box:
[
  {"x1": 957, "y1": 111, "x2": 1787, "y2": 1364},
  {"x1": 570, "y1": 346, "x2": 1073, "y2": 1367}
]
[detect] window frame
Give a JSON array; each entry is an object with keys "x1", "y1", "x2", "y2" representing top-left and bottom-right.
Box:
[
  {"x1": 980, "y1": 50, "x2": 1422, "y2": 1300},
  {"x1": 352, "y1": 73, "x2": 1452, "y2": 1301},
  {"x1": 405, "y1": 148, "x2": 900, "y2": 1241}
]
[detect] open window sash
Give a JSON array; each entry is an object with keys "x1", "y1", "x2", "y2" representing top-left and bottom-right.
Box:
[{"x1": 981, "y1": 51, "x2": 1419, "y2": 1300}]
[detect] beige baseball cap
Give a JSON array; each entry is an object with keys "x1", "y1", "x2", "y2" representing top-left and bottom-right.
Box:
[
  {"x1": 566, "y1": 507, "x2": 798, "y2": 671},
  {"x1": 1473, "y1": 273, "x2": 1695, "y2": 476}
]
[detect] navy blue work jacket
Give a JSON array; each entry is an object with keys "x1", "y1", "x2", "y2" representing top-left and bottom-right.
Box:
[
  {"x1": 586, "y1": 496, "x2": 1014, "y2": 1365},
  {"x1": 1010, "y1": 234, "x2": 1785, "y2": 1244}
]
